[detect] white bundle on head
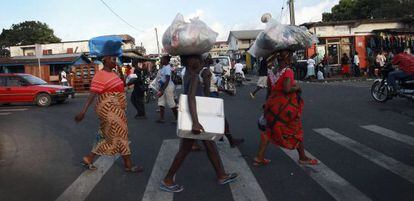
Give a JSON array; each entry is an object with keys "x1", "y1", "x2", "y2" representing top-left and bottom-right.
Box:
[
  {"x1": 162, "y1": 13, "x2": 218, "y2": 56},
  {"x1": 249, "y1": 19, "x2": 318, "y2": 58}
]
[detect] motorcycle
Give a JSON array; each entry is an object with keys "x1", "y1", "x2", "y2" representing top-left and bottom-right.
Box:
[
  {"x1": 235, "y1": 72, "x2": 244, "y2": 86},
  {"x1": 216, "y1": 71, "x2": 236, "y2": 95},
  {"x1": 371, "y1": 63, "x2": 414, "y2": 102}
]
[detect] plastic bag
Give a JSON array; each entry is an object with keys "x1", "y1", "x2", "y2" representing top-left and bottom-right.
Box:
[
  {"x1": 248, "y1": 19, "x2": 318, "y2": 58},
  {"x1": 162, "y1": 13, "x2": 218, "y2": 56},
  {"x1": 89, "y1": 35, "x2": 123, "y2": 57}
]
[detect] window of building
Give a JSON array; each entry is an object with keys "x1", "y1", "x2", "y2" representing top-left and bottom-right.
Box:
[{"x1": 43, "y1": 49, "x2": 52, "y2": 55}]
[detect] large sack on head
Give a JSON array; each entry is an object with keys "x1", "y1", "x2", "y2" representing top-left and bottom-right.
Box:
[
  {"x1": 248, "y1": 20, "x2": 317, "y2": 58},
  {"x1": 89, "y1": 35, "x2": 123, "y2": 57},
  {"x1": 163, "y1": 13, "x2": 218, "y2": 56}
]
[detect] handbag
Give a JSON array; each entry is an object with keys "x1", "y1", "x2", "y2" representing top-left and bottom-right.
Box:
[
  {"x1": 257, "y1": 114, "x2": 266, "y2": 131},
  {"x1": 177, "y1": 94, "x2": 225, "y2": 140}
]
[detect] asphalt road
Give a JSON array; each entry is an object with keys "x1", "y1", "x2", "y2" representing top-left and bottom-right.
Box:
[{"x1": 1, "y1": 79, "x2": 414, "y2": 201}]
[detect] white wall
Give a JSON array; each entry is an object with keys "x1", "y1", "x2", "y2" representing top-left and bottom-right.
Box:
[
  {"x1": 309, "y1": 22, "x2": 406, "y2": 37},
  {"x1": 10, "y1": 41, "x2": 136, "y2": 57}
]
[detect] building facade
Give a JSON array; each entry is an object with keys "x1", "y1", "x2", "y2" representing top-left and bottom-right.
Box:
[
  {"x1": 1, "y1": 34, "x2": 148, "y2": 91},
  {"x1": 227, "y1": 30, "x2": 262, "y2": 70},
  {"x1": 209, "y1": 41, "x2": 229, "y2": 57},
  {"x1": 302, "y1": 19, "x2": 414, "y2": 75}
]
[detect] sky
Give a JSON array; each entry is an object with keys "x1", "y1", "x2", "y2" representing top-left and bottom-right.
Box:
[{"x1": 0, "y1": 0, "x2": 339, "y2": 54}]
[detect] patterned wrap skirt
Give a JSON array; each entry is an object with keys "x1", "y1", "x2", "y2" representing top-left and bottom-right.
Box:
[
  {"x1": 264, "y1": 91, "x2": 304, "y2": 150},
  {"x1": 92, "y1": 92, "x2": 131, "y2": 156}
]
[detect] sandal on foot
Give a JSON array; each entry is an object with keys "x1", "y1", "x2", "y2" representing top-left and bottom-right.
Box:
[
  {"x1": 298, "y1": 159, "x2": 319, "y2": 165},
  {"x1": 81, "y1": 161, "x2": 97, "y2": 170},
  {"x1": 159, "y1": 181, "x2": 184, "y2": 193},
  {"x1": 218, "y1": 173, "x2": 238, "y2": 185},
  {"x1": 125, "y1": 166, "x2": 144, "y2": 173},
  {"x1": 253, "y1": 158, "x2": 271, "y2": 166}
]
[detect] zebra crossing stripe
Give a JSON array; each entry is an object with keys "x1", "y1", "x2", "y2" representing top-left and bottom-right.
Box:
[
  {"x1": 0, "y1": 112, "x2": 12, "y2": 116},
  {"x1": 281, "y1": 149, "x2": 372, "y2": 201},
  {"x1": 361, "y1": 125, "x2": 414, "y2": 146},
  {"x1": 55, "y1": 156, "x2": 119, "y2": 201},
  {"x1": 218, "y1": 142, "x2": 268, "y2": 201},
  {"x1": 314, "y1": 128, "x2": 414, "y2": 184},
  {"x1": 141, "y1": 139, "x2": 178, "y2": 201}
]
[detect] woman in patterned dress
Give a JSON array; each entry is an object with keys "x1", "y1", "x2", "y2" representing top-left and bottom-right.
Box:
[
  {"x1": 254, "y1": 50, "x2": 318, "y2": 166},
  {"x1": 75, "y1": 56, "x2": 143, "y2": 172}
]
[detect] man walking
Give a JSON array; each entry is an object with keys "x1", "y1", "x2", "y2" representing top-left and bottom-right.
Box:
[
  {"x1": 129, "y1": 63, "x2": 147, "y2": 119},
  {"x1": 250, "y1": 57, "x2": 269, "y2": 99}
]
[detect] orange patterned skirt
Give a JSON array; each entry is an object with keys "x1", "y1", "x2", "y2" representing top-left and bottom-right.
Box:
[
  {"x1": 264, "y1": 91, "x2": 304, "y2": 150},
  {"x1": 93, "y1": 92, "x2": 131, "y2": 156}
]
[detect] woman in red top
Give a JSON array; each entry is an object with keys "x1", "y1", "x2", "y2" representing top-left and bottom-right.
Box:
[
  {"x1": 75, "y1": 56, "x2": 143, "y2": 172},
  {"x1": 254, "y1": 50, "x2": 318, "y2": 166}
]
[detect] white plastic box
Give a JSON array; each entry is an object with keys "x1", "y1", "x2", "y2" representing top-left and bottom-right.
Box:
[{"x1": 177, "y1": 94, "x2": 225, "y2": 140}]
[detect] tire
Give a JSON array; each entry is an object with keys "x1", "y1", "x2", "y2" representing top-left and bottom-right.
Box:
[
  {"x1": 371, "y1": 81, "x2": 389, "y2": 103},
  {"x1": 36, "y1": 93, "x2": 52, "y2": 107}
]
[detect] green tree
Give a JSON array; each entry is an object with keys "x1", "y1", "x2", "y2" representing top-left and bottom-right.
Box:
[
  {"x1": 322, "y1": 0, "x2": 414, "y2": 22},
  {"x1": 0, "y1": 21, "x2": 61, "y2": 57}
]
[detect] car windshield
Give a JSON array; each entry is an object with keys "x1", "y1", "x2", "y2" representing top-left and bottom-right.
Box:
[
  {"x1": 21, "y1": 75, "x2": 47, "y2": 85},
  {"x1": 216, "y1": 58, "x2": 230, "y2": 66}
]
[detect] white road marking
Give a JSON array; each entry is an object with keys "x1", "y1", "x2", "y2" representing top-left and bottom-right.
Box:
[
  {"x1": 0, "y1": 112, "x2": 12, "y2": 116},
  {"x1": 361, "y1": 125, "x2": 414, "y2": 146},
  {"x1": 0, "y1": 108, "x2": 28, "y2": 112},
  {"x1": 314, "y1": 128, "x2": 414, "y2": 184},
  {"x1": 409, "y1": 122, "x2": 414, "y2": 126},
  {"x1": 281, "y1": 149, "x2": 372, "y2": 201},
  {"x1": 55, "y1": 156, "x2": 119, "y2": 201},
  {"x1": 218, "y1": 141, "x2": 268, "y2": 201},
  {"x1": 141, "y1": 139, "x2": 178, "y2": 201}
]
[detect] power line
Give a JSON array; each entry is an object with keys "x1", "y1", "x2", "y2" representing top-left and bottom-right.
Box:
[{"x1": 99, "y1": 0, "x2": 144, "y2": 32}]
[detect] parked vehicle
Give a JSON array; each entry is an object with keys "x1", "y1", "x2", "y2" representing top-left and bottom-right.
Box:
[
  {"x1": 0, "y1": 74, "x2": 74, "y2": 107},
  {"x1": 371, "y1": 64, "x2": 414, "y2": 102}
]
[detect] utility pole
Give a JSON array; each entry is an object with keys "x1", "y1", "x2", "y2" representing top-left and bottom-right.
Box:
[
  {"x1": 155, "y1": 28, "x2": 161, "y2": 57},
  {"x1": 288, "y1": 0, "x2": 295, "y2": 25}
]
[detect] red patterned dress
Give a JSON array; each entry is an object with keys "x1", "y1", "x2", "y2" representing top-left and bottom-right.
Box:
[
  {"x1": 265, "y1": 68, "x2": 304, "y2": 150},
  {"x1": 90, "y1": 70, "x2": 131, "y2": 156}
]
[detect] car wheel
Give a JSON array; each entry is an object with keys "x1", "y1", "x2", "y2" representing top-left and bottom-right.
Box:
[{"x1": 36, "y1": 93, "x2": 52, "y2": 107}]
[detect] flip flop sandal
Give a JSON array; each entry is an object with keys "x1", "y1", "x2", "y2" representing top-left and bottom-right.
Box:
[
  {"x1": 218, "y1": 173, "x2": 238, "y2": 185},
  {"x1": 253, "y1": 159, "x2": 271, "y2": 167},
  {"x1": 125, "y1": 166, "x2": 144, "y2": 173},
  {"x1": 159, "y1": 181, "x2": 184, "y2": 193},
  {"x1": 81, "y1": 161, "x2": 97, "y2": 170},
  {"x1": 298, "y1": 159, "x2": 319, "y2": 165}
]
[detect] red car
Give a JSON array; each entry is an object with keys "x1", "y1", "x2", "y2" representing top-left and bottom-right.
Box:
[{"x1": 0, "y1": 74, "x2": 75, "y2": 107}]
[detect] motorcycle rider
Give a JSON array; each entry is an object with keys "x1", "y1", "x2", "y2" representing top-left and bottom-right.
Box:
[
  {"x1": 213, "y1": 59, "x2": 225, "y2": 88},
  {"x1": 234, "y1": 60, "x2": 245, "y2": 79},
  {"x1": 389, "y1": 48, "x2": 414, "y2": 94}
]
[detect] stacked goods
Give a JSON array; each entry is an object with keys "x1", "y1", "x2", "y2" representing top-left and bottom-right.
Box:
[
  {"x1": 89, "y1": 35, "x2": 123, "y2": 57},
  {"x1": 249, "y1": 20, "x2": 318, "y2": 58},
  {"x1": 163, "y1": 14, "x2": 218, "y2": 56}
]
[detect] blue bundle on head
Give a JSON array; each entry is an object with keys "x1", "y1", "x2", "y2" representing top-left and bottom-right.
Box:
[{"x1": 89, "y1": 35, "x2": 123, "y2": 58}]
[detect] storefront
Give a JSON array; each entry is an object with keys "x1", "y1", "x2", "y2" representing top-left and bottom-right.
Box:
[{"x1": 303, "y1": 19, "x2": 414, "y2": 76}]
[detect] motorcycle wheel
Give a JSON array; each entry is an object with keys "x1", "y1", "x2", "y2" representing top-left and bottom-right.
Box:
[
  {"x1": 371, "y1": 80, "x2": 389, "y2": 103},
  {"x1": 226, "y1": 82, "x2": 237, "y2": 95}
]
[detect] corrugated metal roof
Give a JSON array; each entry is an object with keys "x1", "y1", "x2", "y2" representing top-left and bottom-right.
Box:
[{"x1": 0, "y1": 54, "x2": 90, "y2": 66}]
